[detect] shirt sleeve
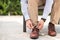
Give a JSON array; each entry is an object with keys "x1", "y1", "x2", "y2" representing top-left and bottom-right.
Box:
[
  {"x1": 21, "y1": 0, "x2": 30, "y2": 21},
  {"x1": 42, "y1": 0, "x2": 54, "y2": 19}
]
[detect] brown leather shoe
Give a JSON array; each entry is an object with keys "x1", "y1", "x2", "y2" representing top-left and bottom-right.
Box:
[
  {"x1": 48, "y1": 22, "x2": 56, "y2": 36},
  {"x1": 30, "y1": 26, "x2": 39, "y2": 39}
]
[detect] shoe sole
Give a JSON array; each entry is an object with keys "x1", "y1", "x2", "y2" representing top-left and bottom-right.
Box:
[
  {"x1": 48, "y1": 33, "x2": 56, "y2": 37},
  {"x1": 30, "y1": 36, "x2": 39, "y2": 39}
]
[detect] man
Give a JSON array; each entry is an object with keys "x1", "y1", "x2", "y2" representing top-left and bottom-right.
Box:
[
  {"x1": 21, "y1": 0, "x2": 58, "y2": 39},
  {"x1": 28, "y1": 0, "x2": 54, "y2": 39}
]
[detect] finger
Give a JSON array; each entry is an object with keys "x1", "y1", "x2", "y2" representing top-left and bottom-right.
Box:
[{"x1": 26, "y1": 24, "x2": 31, "y2": 29}]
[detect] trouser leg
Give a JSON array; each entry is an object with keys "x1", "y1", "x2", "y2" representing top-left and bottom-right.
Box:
[
  {"x1": 28, "y1": 0, "x2": 45, "y2": 26},
  {"x1": 28, "y1": 0, "x2": 38, "y2": 26},
  {"x1": 50, "y1": 0, "x2": 60, "y2": 24}
]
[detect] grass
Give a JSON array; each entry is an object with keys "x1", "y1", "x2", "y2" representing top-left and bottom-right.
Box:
[{"x1": 38, "y1": 9, "x2": 43, "y2": 15}]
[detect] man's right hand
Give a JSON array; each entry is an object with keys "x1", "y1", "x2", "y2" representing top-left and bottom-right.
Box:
[{"x1": 26, "y1": 19, "x2": 34, "y2": 29}]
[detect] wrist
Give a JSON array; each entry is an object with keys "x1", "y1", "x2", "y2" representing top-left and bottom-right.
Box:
[
  {"x1": 41, "y1": 18, "x2": 46, "y2": 22},
  {"x1": 26, "y1": 19, "x2": 31, "y2": 22}
]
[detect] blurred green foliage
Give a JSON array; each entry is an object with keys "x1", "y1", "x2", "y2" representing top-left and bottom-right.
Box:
[{"x1": 0, "y1": 0, "x2": 22, "y2": 15}]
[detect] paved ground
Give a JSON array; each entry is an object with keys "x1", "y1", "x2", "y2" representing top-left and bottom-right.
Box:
[{"x1": 0, "y1": 16, "x2": 60, "y2": 40}]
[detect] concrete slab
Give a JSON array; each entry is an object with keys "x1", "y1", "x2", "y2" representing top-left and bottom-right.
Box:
[{"x1": 0, "y1": 16, "x2": 60, "y2": 40}]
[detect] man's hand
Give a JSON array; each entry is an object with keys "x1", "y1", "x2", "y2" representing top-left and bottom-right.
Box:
[
  {"x1": 26, "y1": 19, "x2": 34, "y2": 29},
  {"x1": 37, "y1": 19, "x2": 45, "y2": 30}
]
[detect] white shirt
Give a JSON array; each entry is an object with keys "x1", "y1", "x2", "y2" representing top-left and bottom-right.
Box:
[
  {"x1": 21, "y1": 0, "x2": 30, "y2": 20},
  {"x1": 21, "y1": 0, "x2": 54, "y2": 21},
  {"x1": 42, "y1": 0, "x2": 53, "y2": 19}
]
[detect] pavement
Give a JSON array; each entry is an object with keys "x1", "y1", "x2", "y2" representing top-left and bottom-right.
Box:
[{"x1": 0, "y1": 16, "x2": 60, "y2": 40}]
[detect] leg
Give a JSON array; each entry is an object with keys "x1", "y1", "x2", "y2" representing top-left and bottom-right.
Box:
[
  {"x1": 28, "y1": 0, "x2": 45, "y2": 39},
  {"x1": 28, "y1": 0, "x2": 38, "y2": 39},
  {"x1": 38, "y1": 0, "x2": 46, "y2": 6},
  {"x1": 23, "y1": 16, "x2": 26, "y2": 32},
  {"x1": 28, "y1": 0, "x2": 45, "y2": 26},
  {"x1": 28, "y1": 0, "x2": 38, "y2": 26},
  {"x1": 50, "y1": 0, "x2": 60, "y2": 24},
  {"x1": 48, "y1": 0, "x2": 60, "y2": 36}
]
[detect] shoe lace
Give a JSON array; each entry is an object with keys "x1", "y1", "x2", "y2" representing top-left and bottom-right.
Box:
[{"x1": 32, "y1": 26, "x2": 39, "y2": 32}]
